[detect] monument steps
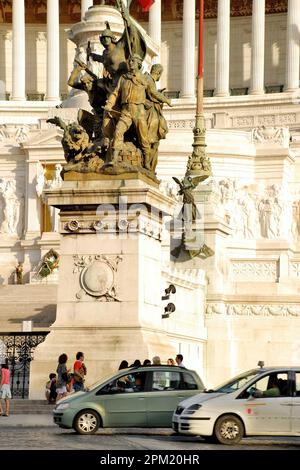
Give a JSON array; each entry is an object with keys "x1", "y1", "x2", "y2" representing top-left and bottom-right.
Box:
[
  {"x1": 0, "y1": 285, "x2": 57, "y2": 331},
  {"x1": 8, "y1": 399, "x2": 55, "y2": 414}
]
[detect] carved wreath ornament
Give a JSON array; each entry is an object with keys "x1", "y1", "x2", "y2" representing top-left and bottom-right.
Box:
[{"x1": 73, "y1": 254, "x2": 122, "y2": 301}]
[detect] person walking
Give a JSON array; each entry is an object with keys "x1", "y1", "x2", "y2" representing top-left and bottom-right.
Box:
[
  {"x1": 56, "y1": 353, "x2": 69, "y2": 401},
  {"x1": 0, "y1": 363, "x2": 12, "y2": 416}
]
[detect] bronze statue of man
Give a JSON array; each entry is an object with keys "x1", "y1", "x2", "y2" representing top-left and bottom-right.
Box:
[
  {"x1": 88, "y1": 8, "x2": 146, "y2": 91},
  {"x1": 104, "y1": 54, "x2": 172, "y2": 170},
  {"x1": 144, "y1": 64, "x2": 169, "y2": 172},
  {"x1": 68, "y1": 61, "x2": 107, "y2": 142}
]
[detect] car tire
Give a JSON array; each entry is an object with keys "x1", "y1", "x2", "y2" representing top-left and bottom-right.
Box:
[
  {"x1": 214, "y1": 414, "x2": 244, "y2": 445},
  {"x1": 74, "y1": 409, "x2": 101, "y2": 435}
]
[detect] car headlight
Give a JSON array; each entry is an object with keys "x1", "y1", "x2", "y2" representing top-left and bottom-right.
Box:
[
  {"x1": 55, "y1": 403, "x2": 70, "y2": 410},
  {"x1": 183, "y1": 404, "x2": 202, "y2": 415}
]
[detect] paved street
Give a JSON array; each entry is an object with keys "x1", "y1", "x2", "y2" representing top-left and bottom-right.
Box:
[{"x1": 0, "y1": 418, "x2": 300, "y2": 450}]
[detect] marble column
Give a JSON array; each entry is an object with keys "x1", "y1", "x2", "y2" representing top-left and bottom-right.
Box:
[
  {"x1": 149, "y1": 0, "x2": 161, "y2": 63},
  {"x1": 81, "y1": 0, "x2": 93, "y2": 20},
  {"x1": 181, "y1": 0, "x2": 195, "y2": 99},
  {"x1": 285, "y1": 0, "x2": 300, "y2": 92},
  {"x1": 46, "y1": 0, "x2": 60, "y2": 101},
  {"x1": 214, "y1": 0, "x2": 230, "y2": 97},
  {"x1": 249, "y1": 0, "x2": 265, "y2": 95},
  {"x1": 12, "y1": 0, "x2": 26, "y2": 101}
]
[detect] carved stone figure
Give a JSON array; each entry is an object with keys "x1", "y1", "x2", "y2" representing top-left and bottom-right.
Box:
[
  {"x1": 36, "y1": 163, "x2": 46, "y2": 197},
  {"x1": 258, "y1": 199, "x2": 276, "y2": 238},
  {"x1": 292, "y1": 200, "x2": 300, "y2": 240},
  {"x1": 15, "y1": 262, "x2": 23, "y2": 285},
  {"x1": 48, "y1": 164, "x2": 63, "y2": 190},
  {"x1": 0, "y1": 180, "x2": 22, "y2": 235}
]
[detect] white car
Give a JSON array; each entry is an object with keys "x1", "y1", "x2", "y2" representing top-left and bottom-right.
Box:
[{"x1": 172, "y1": 366, "x2": 300, "y2": 445}]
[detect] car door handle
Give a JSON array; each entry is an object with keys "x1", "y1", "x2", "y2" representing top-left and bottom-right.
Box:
[
  {"x1": 138, "y1": 397, "x2": 145, "y2": 400},
  {"x1": 281, "y1": 403, "x2": 292, "y2": 406},
  {"x1": 177, "y1": 396, "x2": 185, "y2": 399}
]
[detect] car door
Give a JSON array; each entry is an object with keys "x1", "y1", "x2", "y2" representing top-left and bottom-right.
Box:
[
  {"x1": 95, "y1": 371, "x2": 148, "y2": 427},
  {"x1": 291, "y1": 371, "x2": 300, "y2": 433},
  {"x1": 237, "y1": 371, "x2": 292, "y2": 434},
  {"x1": 146, "y1": 369, "x2": 199, "y2": 427}
]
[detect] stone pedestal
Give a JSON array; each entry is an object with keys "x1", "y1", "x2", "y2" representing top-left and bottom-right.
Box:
[{"x1": 29, "y1": 174, "x2": 177, "y2": 398}]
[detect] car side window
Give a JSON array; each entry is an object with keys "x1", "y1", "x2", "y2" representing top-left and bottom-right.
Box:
[
  {"x1": 151, "y1": 371, "x2": 181, "y2": 391},
  {"x1": 96, "y1": 372, "x2": 146, "y2": 395},
  {"x1": 242, "y1": 373, "x2": 289, "y2": 399},
  {"x1": 180, "y1": 372, "x2": 198, "y2": 390},
  {"x1": 295, "y1": 373, "x2": 300, "y2": 397}
]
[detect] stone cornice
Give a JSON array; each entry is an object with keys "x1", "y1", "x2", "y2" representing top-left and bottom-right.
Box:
[{"x1": 162, "y1": 264, "x2": 206, "y2": 290}]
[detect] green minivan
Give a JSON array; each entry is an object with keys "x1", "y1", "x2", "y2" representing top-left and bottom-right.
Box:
[{"x1": 53, "y1": 365, "x2": 204, "y2": 434}]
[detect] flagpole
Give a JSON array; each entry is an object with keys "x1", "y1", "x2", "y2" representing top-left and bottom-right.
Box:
[{"x1": 185, "y1": 0, "x2": 212, "y2": 185}]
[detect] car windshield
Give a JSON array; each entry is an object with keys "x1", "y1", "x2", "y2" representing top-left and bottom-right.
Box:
[{"x1": 213, "y1": 369, "x2": 260, "y2": 393}]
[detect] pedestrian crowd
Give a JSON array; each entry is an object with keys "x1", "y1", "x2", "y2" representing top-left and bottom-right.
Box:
[
  {"x1": 118, "y1": 354, "x2": 185, "y2": 369},
  {"x1": 45, "y1": 351, "x2": 87, "y2": 404}
]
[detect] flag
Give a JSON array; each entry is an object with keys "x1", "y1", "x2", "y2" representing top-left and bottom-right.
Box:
[{"x1": 137, "y1": 0, "x2": 155, "y2": 12}]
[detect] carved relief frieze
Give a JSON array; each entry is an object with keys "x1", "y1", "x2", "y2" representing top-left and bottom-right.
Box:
[
  {"x1": 73, "y1": 254, "x2": 122, "y2": 301},
  {"x1": 290, "y1": 262, "x2": 300, "y2": 278},
  {"x1": 167, "y1": 119, "x2": 212, "y2": 131},
  {"x1": 230, "y1": 114, "x2": 298, "y2": 130},
  {"x1": 252, "y1": 126, "x2": 289, "y2": 146},
  {"x1": 167, "y1": 120, "x2": 195, "y2": 130},
  {"x1": 277, "y1": 113, "x2": 297, "y2": 125},
  {"x1": 206, "y1": 302, "x2": 300, "y2": 317},
  {"x1": 257, "y1": 115, "x2": 276, "y2": 127},
  {"x1": 0, "y1": 124, "x2": 36, "y2": 145},
  {"x1": 211, "y1": 179, "x2": 295, "y2": 241},
  {"x1": 230, "y1": 261, "x2": 277, "y2": 280},
  {"x1": 231, "y1": 116, "x2": 255, "y2": 128}
]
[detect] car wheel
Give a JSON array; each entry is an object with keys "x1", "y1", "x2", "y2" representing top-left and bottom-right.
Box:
[
  {"x1": 74, "y1": 409, "x2": 100, "y2": 435},
  {"x1": 214, "y1": 414, "x2": 244, "y2": 445}
]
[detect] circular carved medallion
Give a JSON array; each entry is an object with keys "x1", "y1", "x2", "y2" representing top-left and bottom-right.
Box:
[{"x1": 80, "y1": 260, "x2": 114, "y2": 297}]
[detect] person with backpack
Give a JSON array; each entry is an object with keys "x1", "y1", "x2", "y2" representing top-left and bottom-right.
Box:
[{"x1": 73, "y1": 352, "x2": 87, "y2": 392}]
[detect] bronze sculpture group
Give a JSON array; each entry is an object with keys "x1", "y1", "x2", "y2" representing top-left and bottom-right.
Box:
[{"x1": 48, "y1": 4, "x2": 172, "y2": 178}]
